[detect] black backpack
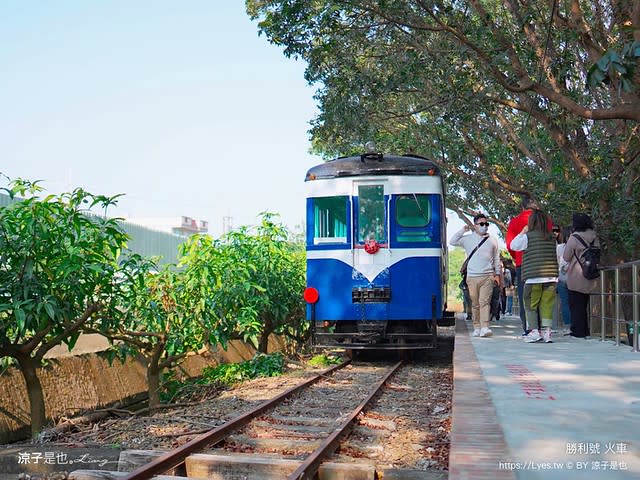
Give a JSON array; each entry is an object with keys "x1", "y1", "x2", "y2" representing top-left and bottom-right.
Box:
[{"x1": 573, "y1": 234, "x2": 601, "y2": 280}]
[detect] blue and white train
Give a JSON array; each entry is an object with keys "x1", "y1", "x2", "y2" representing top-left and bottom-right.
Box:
[{"x1": 303, "y1": 151, "x2": 454, "y2": 350}]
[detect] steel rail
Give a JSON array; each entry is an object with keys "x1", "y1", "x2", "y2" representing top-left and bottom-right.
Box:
[
  {"x1": 121, "y1": 360, "x2": 351, "y2": 480},
  {"x1": 287, "y1": 360, "x2": 403, "y2": 480}
]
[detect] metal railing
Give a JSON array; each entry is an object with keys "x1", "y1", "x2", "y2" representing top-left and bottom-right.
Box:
[{"x1": 590, "y1": 260, "x2": 639, "y2": 352}]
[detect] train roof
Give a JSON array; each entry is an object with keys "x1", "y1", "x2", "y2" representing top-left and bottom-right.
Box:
[{"x1": 305, "y1": 153, "x2": 440, "y2": 181}]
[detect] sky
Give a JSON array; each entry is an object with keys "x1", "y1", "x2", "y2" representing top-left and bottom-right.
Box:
[{"x1": 1, "y1": 1, "x2": 490, "y2": 244}]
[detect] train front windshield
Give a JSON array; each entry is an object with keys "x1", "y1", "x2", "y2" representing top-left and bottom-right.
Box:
[{"x1": 357, "y1": 184, "x2": 385, "y2": 244}]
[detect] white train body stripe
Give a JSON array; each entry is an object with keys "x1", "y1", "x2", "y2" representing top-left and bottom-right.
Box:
[
  {"x1": 306, "y1": 176, "x2": 443, "y2": 197},
  {"x1": 307, "y1": 248, "x2": 442, "y2": 283}
]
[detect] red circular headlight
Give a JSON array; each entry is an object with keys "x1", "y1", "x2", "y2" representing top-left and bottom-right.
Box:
[{"x1": 303, "y1": 287, "x2": 319, "y2": 304}]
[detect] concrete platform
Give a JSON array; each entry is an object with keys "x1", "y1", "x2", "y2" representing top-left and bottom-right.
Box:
[{"x1": 450, "y1": 313, "x2": 640, "y2": 479}]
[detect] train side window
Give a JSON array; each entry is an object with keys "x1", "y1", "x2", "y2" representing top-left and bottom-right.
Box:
[
  {"x1": 313, "y1": 196, "x2": 348, "y2": 244},
  {"x1": 357, "y1": 185, "x2": 385, "y2": 243},
  {"x1": 396, "y1": 194, "x2": 431, "y2": 242}
]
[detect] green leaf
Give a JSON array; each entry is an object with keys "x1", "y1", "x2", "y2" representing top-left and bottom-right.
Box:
[
  {"x1": 620, "y1": 77, "x2": 633, "y2": 93},
  {"x1": 43, "y1": 302, "x2": 56, "y2": 321},
  {"x1": 246, "y1": 334, "x2": 259, "y2": 349},
  {"x1": 611, "y1": 61, "x2": 627, "y2": 74},
  {"x1": 15, "y1": 308, "x2": 26, "y2": 332},
  {"x1": 65, "y1": 332, "x2": 81, "y2": 351},
  {"x1": 607, "y1": 51, "x2": 622, "y2": 64}
]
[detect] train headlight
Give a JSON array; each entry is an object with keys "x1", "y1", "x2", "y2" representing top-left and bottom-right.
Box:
[
  {"x1": 303, "y1": 287, "x2": 319, "y2": 304},
  {"x1": 365, "y1": 141, "x2": 376, "y2": 153}
]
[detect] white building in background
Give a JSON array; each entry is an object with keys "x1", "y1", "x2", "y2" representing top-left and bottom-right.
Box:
[{"x1": 125, "y1": 216, "x2": 209, "y2": 237}]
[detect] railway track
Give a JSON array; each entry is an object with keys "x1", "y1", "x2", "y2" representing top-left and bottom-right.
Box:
[{"x1": 70, "y1": 360, "x2": 409, "y2": 480}]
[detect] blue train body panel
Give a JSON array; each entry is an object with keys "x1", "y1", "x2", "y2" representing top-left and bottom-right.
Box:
[
  {"x1": 387, "y1": 257, "x2": 442, "y2": 319},
  {"x1": 305, "y1": 259, "x2": 355, "y2": 320},
  {"x1": 306, "y1": 256, "x2": 442, "y2": 321}
]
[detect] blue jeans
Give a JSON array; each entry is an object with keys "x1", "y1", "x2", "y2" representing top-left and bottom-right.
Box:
[
  {"x1": 557, "y1": 280, "x2": 571, "y2": 326},
  {"x1": 516, "y1": 266, "x2": 527, "y2": 333},
  {"x1": 506, "y1": 296, "x2": 513, "y2": 314}
]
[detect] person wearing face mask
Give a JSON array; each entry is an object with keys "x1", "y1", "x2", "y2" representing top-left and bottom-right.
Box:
[{"x1": 450, "y1": 213, "x2": 502, "y2": 338}]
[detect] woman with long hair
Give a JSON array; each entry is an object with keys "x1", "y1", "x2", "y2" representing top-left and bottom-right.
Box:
[{"x1": 510, "y1": 209, "x2": 559, "y2": 343}]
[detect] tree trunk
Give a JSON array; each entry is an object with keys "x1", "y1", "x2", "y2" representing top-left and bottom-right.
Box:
[
  {"x1": 258, "y1": 317, "x2": 272, "y2": 354},
  {"x1": 146, "y1": 340, "x2": 166, "y2": 410},
  {"x1": 258, "y1": 332, "x2": 270, "y2": 354},
  {"x1": 147, "y1": 362, "x2": 161, "y2": 410},
  {"x1": 15, "y1": 352, "x2": 46, "y2": 439}
]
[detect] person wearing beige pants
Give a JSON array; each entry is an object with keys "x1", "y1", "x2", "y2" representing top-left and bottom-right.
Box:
[
  {"x1": 466, "y1": 274, "x2": 497, "y2": 333},
  {"x1": 450, "y1": 213, "x2": 502, "y2": 338}
]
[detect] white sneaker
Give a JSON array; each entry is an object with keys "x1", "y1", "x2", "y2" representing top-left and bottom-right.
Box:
[
  {"x1": 524, "y1": 329, "x2": 542, "y2": 343},
  {"x1": 542, "y1": 327, "x2": 552, "y2": 343},
  {"x1": 480, "y1": 327, "x2": 492, "y2": 337},
  {"x1": 472, "y1": 328, "x2": 481, "y2": 337}
]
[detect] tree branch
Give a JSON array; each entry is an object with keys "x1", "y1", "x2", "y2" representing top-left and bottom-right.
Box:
[
  {"x1": 33, "y1": 303, "x2": 100, "y2": 362},
  {"x1": 21, "y1": 323, "x2": 54, "y2": 355},
  {"x1": 460, "y1": 131, "x2": 528, "y2": 195},
  {"x1": 494, "y1": 110, "x2": 550, "y2": 173},
  {"x1": 158, "y1": 353, "x2": 187, "y2": 371},
  {"x1": 123, "y1": 330, "x2": 165, "y2": 339},
  {"x1": 533, "y1": 84, "x2": 640, "y2": 122},
  {"x1": 486, "y1": 95, "x2": 593, "y2": 177},
  {"x1": 83, "y1": 327, "x2": 148, "y2": 351}
]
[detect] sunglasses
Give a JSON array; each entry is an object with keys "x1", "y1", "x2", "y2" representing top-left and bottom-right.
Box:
[
  {"x1": 476, "y1": 222, "x2": 489, "y2": 226},
  {"x1": 552, "y1": 229, "x2": 560, "y2": 233}
]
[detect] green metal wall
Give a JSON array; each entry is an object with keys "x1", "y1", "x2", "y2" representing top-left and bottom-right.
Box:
[
  {"x1": 1, "y1": 192, "x2": 187, "y2": 264},
  {"x1": 118, "y1": 220, "x2": 186, "y2": 265},
  {"x1": 0, "y1": 193, "x2": 17, "y2": 208}
]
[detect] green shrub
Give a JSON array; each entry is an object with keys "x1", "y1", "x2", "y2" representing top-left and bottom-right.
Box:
[
  {"x1": 307, "y1": 353, "x2": 342, "y2": 367},
  {"x1": 202, "y1": 352, "x2": 285, "y2": 386}
]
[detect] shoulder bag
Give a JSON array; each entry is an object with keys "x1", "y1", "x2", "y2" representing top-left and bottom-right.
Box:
[{"x1": 459, "y1": 236, "x2": 489, "y2": 291}]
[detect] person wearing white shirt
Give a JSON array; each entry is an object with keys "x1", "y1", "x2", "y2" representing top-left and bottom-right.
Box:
[{"x1": 450, "y1": 213, "x2": 501, "y2": 338}]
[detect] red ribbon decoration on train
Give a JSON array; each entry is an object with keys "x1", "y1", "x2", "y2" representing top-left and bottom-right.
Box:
[{"x1": 364, "y1": 239, "x2": 380, "y2": 254}]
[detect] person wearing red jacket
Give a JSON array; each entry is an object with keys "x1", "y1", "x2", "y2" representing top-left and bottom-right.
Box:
[{"x1": 506, "y1": 197, "x2": 540, "y2": 335}]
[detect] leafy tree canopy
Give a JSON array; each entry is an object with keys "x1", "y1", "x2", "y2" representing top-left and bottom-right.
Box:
[
  {"x1": 247, "y1": 0, "x2": 640, "y2": 260},
  {"x1": 0, "y1": 178, "x2": 129, "y2": 436},
  {"x1": 183, "y1": 213, "x2": 307, "y2": 353},
  {"x1": 98, "y1": 255, "x2": 209, "y2": 409}
]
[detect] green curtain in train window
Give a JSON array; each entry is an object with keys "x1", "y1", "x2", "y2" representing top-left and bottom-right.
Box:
[
  {"x1": 357, "y1": 185, "x2": 385, "y2": 243},
  {"x1": 395, "y1": 194, "x2": 432, "y2": 243},
  {"x1": 314, "y1": 196, "x2": 347, "y2": 240}
]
